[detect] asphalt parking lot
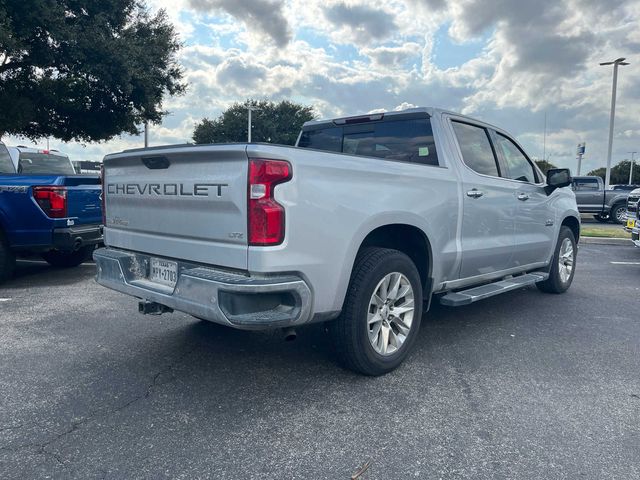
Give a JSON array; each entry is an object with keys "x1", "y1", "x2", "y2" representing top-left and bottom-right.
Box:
[{"x1": 1, "y1": 243, "x2": 639, "y2": 479}]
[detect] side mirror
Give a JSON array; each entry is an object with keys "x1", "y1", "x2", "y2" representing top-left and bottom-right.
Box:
[{"x1": 545, "y1": 168, "x2": 572, "y2": 195}]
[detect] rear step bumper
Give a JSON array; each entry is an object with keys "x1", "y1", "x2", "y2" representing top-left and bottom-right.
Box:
[
  {"x1": 53, "y1": 224, "x2": 103, "y2": 251},
  {"x1": 440, "y1": 273, "x2": 549, "y2": 307},
  {"x1": 93, "y1": 247, "x2": 312, "y2": 330}
]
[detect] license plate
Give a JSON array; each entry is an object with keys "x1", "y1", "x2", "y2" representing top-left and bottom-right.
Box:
[
  {"x1": 627, "y1": 219, "x2": 636, "y2": 229},
  {"x1": 149, "y1": 258, "x2": 178, "y2": 288}
]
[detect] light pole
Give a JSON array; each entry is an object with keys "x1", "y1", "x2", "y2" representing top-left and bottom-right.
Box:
[
  {"x1": 576, "y1": 143, "x2": 586, "y2": 175},
  {"x1": 542, "y1": 111, "x2": 547, "y2": 162},
  {"x1": 600, "y1": 57, "x2": 629, "y2": 189},
  {"x1": 629, "y1": 151, "x2": 637, "y2": 185},
  {"x1": 144, "y1": 121, "x2": 149, "y2": 148}
]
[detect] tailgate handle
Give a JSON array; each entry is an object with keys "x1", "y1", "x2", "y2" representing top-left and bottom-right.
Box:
[{"x1": 142, "y1": 156, "x2": 171, "y2": 169}]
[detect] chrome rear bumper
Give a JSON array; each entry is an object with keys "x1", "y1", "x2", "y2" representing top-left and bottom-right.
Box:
[{"x1": 93, "y1": 247, "x2": 313, "y2": 329}]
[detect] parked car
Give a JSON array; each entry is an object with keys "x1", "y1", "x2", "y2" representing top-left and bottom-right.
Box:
[
  {"x1": 625, "y1": 188, "x2": 640, "y2": 236},
  {"x1": 0, "y1": 142, "x2": 103, "y2": 283},
  {"x1": 94, "y1": 107, "x2": 579, "y2": 375},
  {"x1": 610, "y1": 184, "x2": 640, "y2": 191},
  {"x1": 571, "y1": 176, "x2": 629, "y2": 224}
]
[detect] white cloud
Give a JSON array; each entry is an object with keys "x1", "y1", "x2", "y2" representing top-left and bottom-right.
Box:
[
  {"x1": 361, "y1": 43, "x2": 422, "y2": 70},
  {"x1": 323, "y1": 2, "x2": 398, "y2": 45},
  {"x1": 187, "y1": 0, "x2": 291, "y2": 46}
]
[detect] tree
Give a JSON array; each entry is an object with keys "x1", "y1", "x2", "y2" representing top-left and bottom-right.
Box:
[
  {"x1": 587, "y1": 160, "x2": 640, "y2": 184},
  {"x1": 0, "y1": 1, "x2": 185, "y2": 141},
  {"x1": 586, "y1": 167, "x2": 606, "y2": 178},
  {"x1": 193, "y1": 99, "x2": 315, "y2": 145},
  {"x1": 534, "y1": 159, "x2": 557, "y2": 175}
]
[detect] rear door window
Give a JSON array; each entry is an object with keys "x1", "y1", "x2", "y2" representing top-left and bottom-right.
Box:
[
  {"x1": 298, "y1": 118, "x2": 439, "y2": 166},
  {"x1": 0, "y1": 144, "x2": 15, "y2": 174},
  {"x1": 451, "y1": 121, "x2": 500, "y2": 177}
]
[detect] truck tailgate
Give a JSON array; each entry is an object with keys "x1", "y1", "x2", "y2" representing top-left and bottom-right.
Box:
[
  {"x1": 63, "y1": 176, "x2": 102, "y2": 224},
  {"x1": 103, "y1": 145, "x2": 249, "y2": 270}
]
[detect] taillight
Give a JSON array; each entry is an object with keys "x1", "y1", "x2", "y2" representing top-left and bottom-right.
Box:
[
  {"x1": 100, "y1": 164, "x2": 106, "y2": 225},
  {"x1": 33, "y1": 186, "x2": 67, "y2": 218},
  {"x1": 248, "y1": 158, "x2": 292, "y2": 246}
]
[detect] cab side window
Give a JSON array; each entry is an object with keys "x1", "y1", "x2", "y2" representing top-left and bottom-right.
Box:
[
  {"x1": 451, "y1": 121, "x2": 500, "y2": 177},
  {"x1": 573, "y1": 178, "x2": 599, "y2": 190},
  {"x1": 494, "y1": 133, "x2": 538, "y2": 183}
]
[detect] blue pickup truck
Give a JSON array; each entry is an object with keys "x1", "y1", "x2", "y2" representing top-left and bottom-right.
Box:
[{"x1": 0, "y1": 142, "x2": 102, "y2": 283}]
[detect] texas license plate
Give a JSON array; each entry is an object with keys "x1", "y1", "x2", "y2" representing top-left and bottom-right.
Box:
[
  {"x1": 149, "y1": 258, "x2": 178, "y2": 288},
  {"x1": 627, "y1": 218, "x2": 636, "y2": 229}
]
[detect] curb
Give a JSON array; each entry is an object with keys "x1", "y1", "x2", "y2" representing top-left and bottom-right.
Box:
[{"x1": 580, "y1": 236, "x2": 632, "y2": 245}]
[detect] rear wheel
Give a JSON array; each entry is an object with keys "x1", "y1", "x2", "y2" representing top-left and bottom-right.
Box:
[
  {"x1": 609, "y1": 204, "x2": 626, "y2": 224},
  {"x1": 0, "y1": 231, "x2": 16, "y2": 284},
  {"x1": 41, "y1": 245, "x2": 94, "y2": 268},
  {"x1": 331, "y1": 247, "x2": 423, "y2": 376},
  {"x1": 537, "y1": 226, "x2": 576, "y2": 294}
]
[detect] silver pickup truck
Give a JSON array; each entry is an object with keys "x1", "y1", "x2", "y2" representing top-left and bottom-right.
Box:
[{"x1": 94, "y1": 108, "x2": 579, "y2": 375}]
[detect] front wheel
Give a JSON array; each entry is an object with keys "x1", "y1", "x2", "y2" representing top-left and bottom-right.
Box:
[
  {"x1": 41, "y1": 245, "x2": 94, "y2": 268},
  {"x1": 537, "y1": 226, "x2": 576, "y2": 294},
  {"x1": 331, "y1": 248, "x2": 423, "y2": 376},
  {"x1": 609, "y1": 204, "x2": 626, "y2": 224}
]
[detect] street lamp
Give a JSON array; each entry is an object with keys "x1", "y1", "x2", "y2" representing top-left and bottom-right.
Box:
[
  {"x1": 629, "y1": 151, "x2": 637, "y2": 185},
  {"x1": 600, "y1": 57, "x2": 629, "y2": 190}
]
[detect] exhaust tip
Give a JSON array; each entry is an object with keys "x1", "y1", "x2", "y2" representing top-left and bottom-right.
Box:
[
  {"x1": 72, "y1": 238, "x2": 83, "y2": 251},
  {"x1": 282, "y1": 327, "x2": 297, "y2": 342}
]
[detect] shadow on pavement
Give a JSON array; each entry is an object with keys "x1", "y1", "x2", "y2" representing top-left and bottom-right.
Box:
[{"x1": 1, "y1": 259, "x2": 96, "y2": 290}]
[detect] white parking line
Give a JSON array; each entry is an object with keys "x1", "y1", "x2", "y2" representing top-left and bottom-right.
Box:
[
  {"x1": 610, "y1": 261, "x2": 640, "y2": 265},
  {"x1": 0, "y1": 298, "x2": 11, "y2": 302}
]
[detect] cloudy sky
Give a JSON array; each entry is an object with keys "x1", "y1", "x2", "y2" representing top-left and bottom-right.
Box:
[{"x1": 16, "y1": 0, "x2": 640, "y2": 173}]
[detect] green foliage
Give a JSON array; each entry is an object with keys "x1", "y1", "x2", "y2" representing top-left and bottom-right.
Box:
[
  {"x1": 534, "y1": 159, "x2": 557, "y2": 174},
  {"x1": 193, "y1": 99, "x2": 315, "y2": 145},
  {"x1": 586, "y1": 160, "x2": 640, "y2": 184},
  {"x1": 0, "y1": 0, "x2": 185, "y2": 141}
]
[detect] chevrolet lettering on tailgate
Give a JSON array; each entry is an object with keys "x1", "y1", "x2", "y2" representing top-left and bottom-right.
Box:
[{"x1": 106, "y1": 183, "x2": 228, "y2": 197}]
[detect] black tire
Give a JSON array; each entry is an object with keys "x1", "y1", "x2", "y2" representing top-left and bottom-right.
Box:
[
  {"x1": 41, "y1": 245, "x2": 94, "y2": 268},
  {"x1": 593, "y1": 214, "x2": 609, "y2": 223},
  {"x1": 0, "y1": 230, "x2": 16, "y2": 284},
  {"x1": 609, "y1": 204, "x2": 626, "y2": 224},
  {"x1": 537, "y1": 226, "x2": 576, "y2": 294},
  {"x1": 331, "y1": 247, "x2": 423, "y2": 376}
]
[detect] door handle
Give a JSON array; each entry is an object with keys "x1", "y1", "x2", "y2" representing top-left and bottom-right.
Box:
[
  {"x1": 517, "y1": 193, "x2": 530, "y2": 201},
  {"x1": 466, "y1": 189, "x2": 484, "y2": 199}
]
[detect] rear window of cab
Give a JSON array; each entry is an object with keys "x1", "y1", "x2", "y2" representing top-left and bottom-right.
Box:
[{"x1": 298, "y1": 117, "x2": 439, "y2": 166}]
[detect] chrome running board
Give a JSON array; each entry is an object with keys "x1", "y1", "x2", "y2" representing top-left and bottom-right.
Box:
[{"x1": 440, "y1": 273, "x2": 549, "y2": 307}]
